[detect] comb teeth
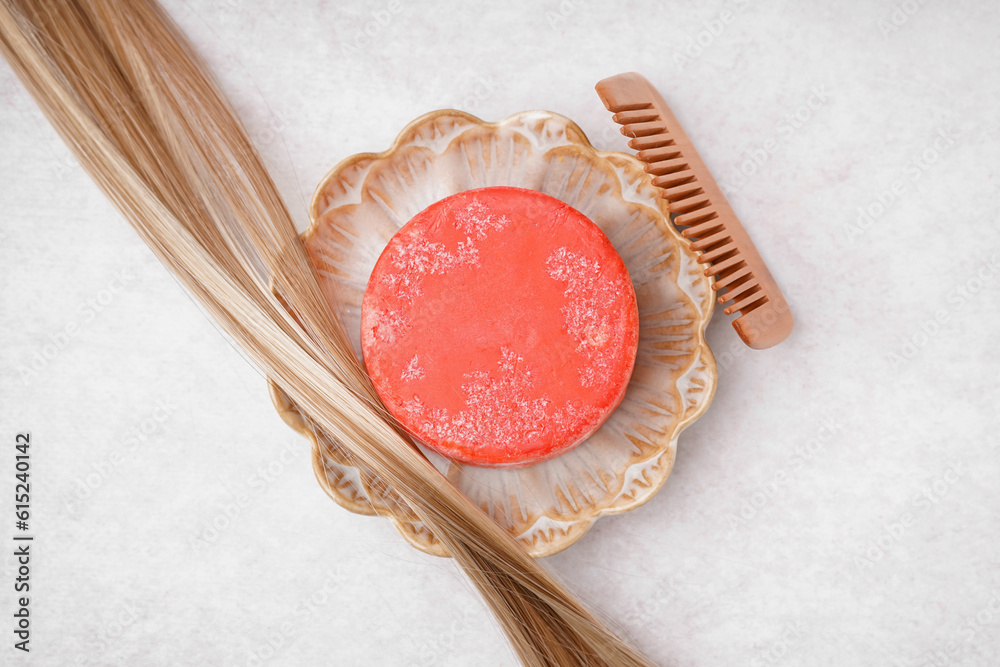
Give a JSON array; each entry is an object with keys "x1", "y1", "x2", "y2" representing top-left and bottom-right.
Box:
[
  {"x1": 612, "y1": 108, "x2": 660, "y2": 124},
  {"x1": 647, "y1": 158, "x2": 689, "y2": 177},
  {"x1": 627, "y1": 134, "x2": 675, "y2": 151},
  {"x1": 620, "y1": 120, "x2": 668, "y2": 138},
  {"x1": 596, "y1": 72, "x2": 793, "y2": 349},
  {"x1": 636, "y1": 146, "x2": 683, "y2": 163}
]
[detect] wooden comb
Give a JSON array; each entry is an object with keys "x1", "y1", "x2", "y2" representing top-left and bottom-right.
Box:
[{"x1": 596, "y1": 72, "x2": 792, "y2": 349}]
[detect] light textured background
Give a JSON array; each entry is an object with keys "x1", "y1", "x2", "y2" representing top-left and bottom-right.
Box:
[{"x1": 1, "y1": 1, "x2": 998, "y2": 665}]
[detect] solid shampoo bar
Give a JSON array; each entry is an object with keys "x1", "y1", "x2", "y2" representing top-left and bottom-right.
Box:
[{"x1": 361, "y1": 186, "x2": 638, "y2": 467}]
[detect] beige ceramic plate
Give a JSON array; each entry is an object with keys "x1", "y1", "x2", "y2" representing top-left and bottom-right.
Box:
[{"x1": 269, "y1": 110, "x2": 716, "y2": 557}]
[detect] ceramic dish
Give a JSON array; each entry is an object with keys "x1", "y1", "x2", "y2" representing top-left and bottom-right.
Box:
[{"x1": 268, "y1": 109, "x2": 716, "y2": 557}]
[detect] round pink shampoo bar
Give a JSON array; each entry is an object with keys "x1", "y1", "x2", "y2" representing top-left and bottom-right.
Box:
[{"x1": 360, "y1": 187, "x2": 639, "y2": 468}]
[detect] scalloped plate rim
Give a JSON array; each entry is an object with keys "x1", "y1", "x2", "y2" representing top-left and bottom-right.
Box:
[{"x1": 268, "y1": 108, "x2": 718, "y2": 558}]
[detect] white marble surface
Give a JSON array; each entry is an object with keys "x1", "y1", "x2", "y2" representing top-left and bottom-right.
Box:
[{"x1": 1, "y1": 1, "x2": 998, "y2": 665}]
